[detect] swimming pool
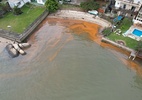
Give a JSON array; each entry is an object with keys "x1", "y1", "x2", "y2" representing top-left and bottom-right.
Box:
[{"x1": 132, "y1": 29, "x2": 142, "y2": 37}]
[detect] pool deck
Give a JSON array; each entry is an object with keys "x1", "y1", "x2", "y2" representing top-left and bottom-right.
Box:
[{"x1": 123, "y1": 25, "x2": 142, "y2": 41}]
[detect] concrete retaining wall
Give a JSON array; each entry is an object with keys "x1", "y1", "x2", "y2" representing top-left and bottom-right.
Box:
[
  {"x1": 101, "y1": 37, "x2": 133, "y2": 52},
  {"x1": 18, "y1": 10, "x2": 49, "y2": 42}
]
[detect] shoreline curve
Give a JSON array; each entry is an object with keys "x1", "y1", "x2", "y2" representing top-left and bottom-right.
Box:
[{"x1": 48, "y1": 10, "x2": 112, "y2": 28}]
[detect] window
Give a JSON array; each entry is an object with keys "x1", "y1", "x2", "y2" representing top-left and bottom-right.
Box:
[
  {"x1": 123, "y1": 4, "x2": 126, "y2": 9},
  {"x1": 131, "y1": 6, "x2": 135, "y2": 11}
]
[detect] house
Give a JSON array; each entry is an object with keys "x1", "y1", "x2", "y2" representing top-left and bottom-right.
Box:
[
  {"x1": 106, "y1": 0, "x2": 142, "y2": 25},
  {"x1": 114, "y1": 0, "x2": 142, "y2": 11},
  {"x1": 133, "y1": 6, "x2": 142, "y2": 24},
  {"x1": 110, "y1": 0, "x2": 142, "y2": 16},
  {"x1": 113, "y1": 0, "x2": 142, "y2": 24},
  {"x1": 8, "y1": 0, "x2": 31, "y2": 8}
]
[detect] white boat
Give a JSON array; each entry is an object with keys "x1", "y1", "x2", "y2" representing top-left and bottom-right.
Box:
[
  {"x1": 88, "y1": 10, "x2": 98, "y2": 15},
  {"x1": 6, "y1": 44, "x2": 19, "y2": 57},
  {"x1": 12, "y1": 43, "x2": 25, "y2": 55},
  {"x1": 18, "y1": 43, "x2": 31, "y2": 49}
]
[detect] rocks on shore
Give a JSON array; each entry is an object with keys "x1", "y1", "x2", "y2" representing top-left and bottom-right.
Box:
[{"x1": 6, "y1": 42, "x2": 31, "y2": 58}]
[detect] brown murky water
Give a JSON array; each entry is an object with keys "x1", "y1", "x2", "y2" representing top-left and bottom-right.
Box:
[{"x1": 0, "y1": 18, "x2": 142, "y2": 100}]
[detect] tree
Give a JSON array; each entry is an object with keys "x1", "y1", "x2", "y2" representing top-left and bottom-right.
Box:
[
  {"x1": 80, "y1": 1, "x2": 99, "y2": 11},
  {"x1": 135, "y1": 41, "x2": 142, "y2": 51},
  {"x1": 13, "y1": 6, "x2": 23, "y2": 15},
  {"x1": 45, "y1": 0, "x2": 59, "y2": 13}
]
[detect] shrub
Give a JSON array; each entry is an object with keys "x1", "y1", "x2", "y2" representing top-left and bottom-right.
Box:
[
  {"x1": 13, "y1": 6, "x2": 23, "y2": 15},
  {"x1": 102, "y1": 28, "x2": 112, "y2": 36},
  {"x1": 135, "y1": 41, "x2": 142, "y2": 51},
  {"x1": 80, "y1": 0, "x2": 99, "y2": 11},
  {"x1": 116, "y1": 17, "x2": 133, "y2": 33},
  {"x1": 45, "y1": 0, "x2": 59, "y2": 13}
]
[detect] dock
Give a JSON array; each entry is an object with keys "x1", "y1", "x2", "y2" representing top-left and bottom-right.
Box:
[{"x1": 129, "y1": 50, "x2": 138, "y2": 60}]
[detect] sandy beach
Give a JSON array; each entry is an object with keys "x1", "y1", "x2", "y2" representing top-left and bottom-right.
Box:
[{"x1": 48, "y1": 10, "x2": 112, "y2": 28}]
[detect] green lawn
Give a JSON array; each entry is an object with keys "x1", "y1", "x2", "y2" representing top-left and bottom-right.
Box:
[
  {"x1": 104, "y1": 17, "x2": 139, "y2": 50},
  {"x1": 0, "y1": 4, "x2": 45, "y2": 34},
  {"x1": 107, "y1": 33, "x2": 138, "y2": 49}
]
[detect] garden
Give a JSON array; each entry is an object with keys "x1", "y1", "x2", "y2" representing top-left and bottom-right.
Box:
[
  {"x1": 0, "y1": 3, "x2": 45, "y2": 34},
  {"x1": 102, "y1": 17, "x2": 139, "y2": 50}
]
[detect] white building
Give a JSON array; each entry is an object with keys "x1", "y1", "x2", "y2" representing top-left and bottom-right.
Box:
[
  {"x1": 8, "y1": 0, "x2": 31, "y2": 8},
  {"x1": 133, "y1": 7, "x2": 142, "y2": 24},
  {"x1": 36, "y1": 0, "x2": 46, "y2": 5},
  {"x1": 114, "y1": 0, "x2": 142, "y2": 12},
  {"x1": 8, "y1": 0, "x2": 47, "y2": 8},
  {"x1": 112, "y1": 0, "x2": 142, "y2": 23}
]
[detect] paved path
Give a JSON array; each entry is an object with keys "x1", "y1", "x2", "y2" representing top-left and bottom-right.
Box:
[{"x1": 48, "y1": 10, "x2": 112, "y2": 28}]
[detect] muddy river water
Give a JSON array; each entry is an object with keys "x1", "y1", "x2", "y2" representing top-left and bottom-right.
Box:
[{"x1": 0, "y1": 18, "x2": 142, "y2": 100}]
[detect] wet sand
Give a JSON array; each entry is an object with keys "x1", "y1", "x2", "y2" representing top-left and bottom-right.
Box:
[{"x1": 0, "y1": 37, "x2": 12, "y2": 53}]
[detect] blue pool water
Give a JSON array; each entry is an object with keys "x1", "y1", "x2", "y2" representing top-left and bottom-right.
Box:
[{"x1": 132, "y1": 29, "x2": 142, "y2": 37}]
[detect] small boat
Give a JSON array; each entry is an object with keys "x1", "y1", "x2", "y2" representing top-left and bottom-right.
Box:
[
  {"x1": 12, "y1": 43, "x2": 26, "y2": 55},
  {"x1": 6, "y1": 44, "x2": 19, "y2": 58},
  {"x1": 88, "y1": 10, "x2": 98, "y2": 15},
  {"x1": 18, "y1": 43, "x2": 31, "y2": 49}
]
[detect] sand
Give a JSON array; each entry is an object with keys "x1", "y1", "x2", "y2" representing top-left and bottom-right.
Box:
[{"x1": 48, "y1": 10, "x2": 112, "y2": 28}]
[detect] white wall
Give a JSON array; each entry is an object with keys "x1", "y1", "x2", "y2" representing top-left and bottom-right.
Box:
[
  {"x1": 133, "y1": 0, "x2": 142, "y2": 4},
  {"x1": 37, "y1": 0, "x2": 44, "y2": 5},
  {"x1": 115, "y1": 0, "x2": 121, "y2": 8},
  {"x1": 133, "y1": 19, "x2": 142, "y2": 24},
  {"x1": 8, "y1": 0, "x2": 31, "y2": 8}
]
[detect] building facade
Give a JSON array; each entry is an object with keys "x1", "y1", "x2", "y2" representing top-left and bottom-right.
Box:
[
  {"x1": 8, "y1": 0, "x2": 31, "y2": 8},
  {"x1": 112, "y1": 0, "x2": 142, "y2": 24},
  {"x1": 114, "y1": 0, "x2": 142, "y2": 12},
  {"x1": 133, "y1": 6, "x2": 142, "y2": 23}
]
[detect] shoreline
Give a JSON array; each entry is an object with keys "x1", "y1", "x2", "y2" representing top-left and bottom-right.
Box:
[
  {"x1": 47, "y1": 10, "x2": 135, "y2": 56},
  {"x1": 47, "y1": 10, "x2": 132, "y2": 53},
  {"x1": 0, "y1": 10, "x2": 142, "y2": 76},
  {"x1": 46, "y1": 10, "x2": 142, "y2": 76},
  {"x1": 48, "y1": 10, "x2": 112, "y2": 28}
]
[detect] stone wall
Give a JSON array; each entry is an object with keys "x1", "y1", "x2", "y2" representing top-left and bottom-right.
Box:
[{"x1": 101, "y1": 37, "x2": 133, "y2": 52}]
